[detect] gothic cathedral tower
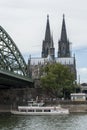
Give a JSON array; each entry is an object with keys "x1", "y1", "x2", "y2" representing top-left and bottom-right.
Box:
[
  {"x1": 42, "y1": 15, "x2": 55, "y2": 59},
  {"x1": 58, "y1": 14, "x2": 71, "y2": 58}
]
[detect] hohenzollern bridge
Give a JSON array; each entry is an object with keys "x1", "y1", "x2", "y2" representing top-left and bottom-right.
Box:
[{"x1": 0, "y1": 26, "x2": 33, "y2": 89}]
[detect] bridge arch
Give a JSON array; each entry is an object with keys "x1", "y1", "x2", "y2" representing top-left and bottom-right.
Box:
[{"x1": 0, "y1": 26, "x2": 28, "y2": 76}]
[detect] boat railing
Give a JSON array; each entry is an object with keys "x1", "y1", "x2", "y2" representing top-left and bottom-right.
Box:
[{"x1": 27, "y1": 100, "x2": 44, "y2": 107}]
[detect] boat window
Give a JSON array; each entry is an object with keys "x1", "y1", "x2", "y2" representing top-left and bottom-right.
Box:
[
  {"x1": 28, "y1": 110, "x2": 34, "y2": 112},
  {"x1": 20, "y1": 109, "x2": 26, "y2": 112},
  {"x1": 44, "y1": 109, "x2": 50, "y2": 112},
  {"x1": 36, "y1": 109, "x2": 42, "y2": 112}
]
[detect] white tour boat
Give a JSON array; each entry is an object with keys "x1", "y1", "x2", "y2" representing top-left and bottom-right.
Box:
[{"x1": 11, "y1": 100, "x2": 69, "y2": 115}]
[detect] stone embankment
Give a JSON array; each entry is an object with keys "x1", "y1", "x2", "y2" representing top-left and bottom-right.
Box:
[
  {"x1": 62, "y1": 104, "x2": 87, "y2": 113},
  {"x1": 0, "y1": 105, "x2": 11, "y2": 112},
  {"x1": 45, "y1": 100, "x2": 87, "y2": 113}
]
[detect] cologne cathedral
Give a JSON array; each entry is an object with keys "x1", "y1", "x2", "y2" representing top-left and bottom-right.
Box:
[{"x1": 28, "y1": 15, "x2": 77, "y2": 87}]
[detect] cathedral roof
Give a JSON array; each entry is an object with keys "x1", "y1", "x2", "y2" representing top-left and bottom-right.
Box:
[
  {"x1": 55, "y1": 57, "x2": 75, "y2": 65},
  {"x1": 30, "y1": 57, "x2": 45, "y2": 65},
  {"x1": 30, "y1": 57, "x2": 75, "y2": 66},
  {"x1": 30, "y1": 56, "x2": 53, "y2": 65},
  {"x1": 47, "y1": 54, "x2": 53, "y2": 61}
]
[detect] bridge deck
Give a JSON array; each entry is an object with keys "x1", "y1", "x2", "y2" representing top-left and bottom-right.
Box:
[{"x1": 0, "y1": 70, "x2": 33, "y2": 88}]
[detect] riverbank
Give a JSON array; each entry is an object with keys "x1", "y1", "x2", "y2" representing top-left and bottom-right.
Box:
[
  {"x1": 0, "y1": 100, "x2": 87, "y2": 113},
  {"x1": 45, "y1": 100, "x2": 87, "y2": 113},
  {"x1": 62, "y1": 104, "x2": 87, "y2": 113}
]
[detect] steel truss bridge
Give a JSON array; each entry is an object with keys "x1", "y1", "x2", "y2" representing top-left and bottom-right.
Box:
[{"x1": 0, "y1": 26, "x2": 33, "y2": 88}]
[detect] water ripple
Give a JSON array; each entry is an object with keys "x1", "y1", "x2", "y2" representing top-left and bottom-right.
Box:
[{"x1": 0, "y1": 113, "x2": 87, "y2": 130}]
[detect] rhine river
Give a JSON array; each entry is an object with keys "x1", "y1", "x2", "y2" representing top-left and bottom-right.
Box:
[{"x1": 0, "y1": 113, "x2": 87, "y2": 130}]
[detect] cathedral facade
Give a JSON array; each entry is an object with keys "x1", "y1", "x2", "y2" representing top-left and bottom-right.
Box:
[{"x1": 28, "y1": 15, "x2": 77, "y2": 86}]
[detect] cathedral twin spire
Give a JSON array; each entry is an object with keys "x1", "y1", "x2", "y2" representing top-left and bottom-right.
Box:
[
  {"x1": 42, "y1": 15, "x2": 55, "y2": 59},
  {"x1": 60, "y1": 14, "x2": 67, "y2": 42},
  {"x1": 45, "y1": 15, "x2": 51, "y2": 43},
  {"x1": 58, "y1": 14, "x2": 71, "y2": 57},
  {"x1": 42, "y1": 14, "x2": 71, "y2": 59}
]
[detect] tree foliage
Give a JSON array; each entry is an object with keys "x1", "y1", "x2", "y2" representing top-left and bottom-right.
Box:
[{"x1": 40, "y1": 63, "x2": 75, "y2": 98}]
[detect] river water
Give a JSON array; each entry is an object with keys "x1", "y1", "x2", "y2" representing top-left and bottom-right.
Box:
[{"x1": 0, "y1": 113, "x2": 87, "y2": 130}]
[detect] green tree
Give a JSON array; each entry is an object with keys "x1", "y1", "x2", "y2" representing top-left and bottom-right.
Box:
[{"x1": 40, "y1": 63, "x2": 75, "y2": 98}]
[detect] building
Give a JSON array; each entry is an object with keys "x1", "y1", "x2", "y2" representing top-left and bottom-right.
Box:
[
  {"x1": 71, "y1": 93, "x2": 86, "y2": 101},
  {"x1": 80, "y1": 83, "x2": 87, "y2": 93},
  {"x1": 28, "y1": 14, "x2": 77, "y2": 87}
]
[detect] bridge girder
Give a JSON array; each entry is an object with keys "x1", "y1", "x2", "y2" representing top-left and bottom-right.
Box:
[{"x1": 0, "y1": 26, "x2": 28, "y2": 76}]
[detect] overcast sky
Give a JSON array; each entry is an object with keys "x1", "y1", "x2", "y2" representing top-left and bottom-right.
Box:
[{"x1": 0, "y1": 0, "x2": 87, "y2": 83}]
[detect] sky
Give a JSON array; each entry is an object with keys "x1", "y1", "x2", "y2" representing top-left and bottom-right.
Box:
[{"x1": 0, "y1": 0, "x2": 87, "y2": 83}]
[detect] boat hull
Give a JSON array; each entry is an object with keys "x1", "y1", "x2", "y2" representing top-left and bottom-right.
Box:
[{"x1": 11, "y1": 110, "x2": 69, "y2": 115}]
